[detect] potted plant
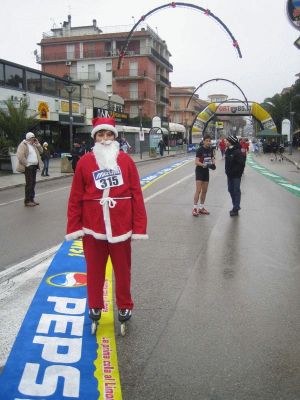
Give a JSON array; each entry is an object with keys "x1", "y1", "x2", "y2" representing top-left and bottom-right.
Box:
[{"x1": 0, "y1": 99, "x2": 37, "y2": 173}]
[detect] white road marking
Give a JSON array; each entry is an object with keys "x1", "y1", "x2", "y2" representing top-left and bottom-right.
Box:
[
  {"x1": 0, "y1": 245, "x2": 60, "y2": 284},
  {"x1": 144, "y1": 173, "x2": 194, "y2": 203}
]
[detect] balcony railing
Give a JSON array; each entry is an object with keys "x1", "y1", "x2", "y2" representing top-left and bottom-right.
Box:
[
  {"x1": 69, "y1": 71, "x2": 101, "y2": 82},
  {"x1": 119, "y1": 91, "x2": 147, "y2": 101},
  {"x1": 41, "y1": 50, "x2": 113, "y2": 62},
  {"x1": 113, "y1": 69, "x2": 147, "y2": 80},
  {"x1": 156, "y1": 74, "x2": 170, "y2": 86},
  {"x1": 151, "y1": 48, "x2": 173, "y2": 71},
  {"x1": 160, "y1": 95, "x2": 169, "y2": 105}
]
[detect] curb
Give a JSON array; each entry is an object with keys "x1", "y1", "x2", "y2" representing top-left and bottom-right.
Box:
[
  {"x1": 284, "y1": 155, "x2": 300, "y2": 169},
  {"x1": 0, "y1": 152, "x2": 186, "y2": 191}
]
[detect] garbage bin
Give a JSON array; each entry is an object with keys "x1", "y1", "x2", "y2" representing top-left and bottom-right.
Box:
[{"x1": 60, "y1": 153, "x2": 73, "y2": 173}]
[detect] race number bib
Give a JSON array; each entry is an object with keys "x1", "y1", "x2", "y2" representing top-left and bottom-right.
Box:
[
  {"x1": 204, "y1": 156, "x2": 212, "y2": 165},
  {"x1": 93, "y1": 167, "x2": 124, "y2": 190}
]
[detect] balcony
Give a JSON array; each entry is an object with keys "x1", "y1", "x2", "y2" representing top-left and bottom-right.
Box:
[
  {"x1": 114, "y1": 69, "x2": 147, "y2": 80},
  {"x1": 40, "y1": 49, "x2": 112, "y2": 63},
  {"x1": 120, "y1": 91, "x2": 147, "y2": 102},
  {"x1": 151, "y1": 48, "x2": 173, "y2": 72},
  {"x1": 159, "y1": 95, "x2": 169, "y2": 105},
  {"x1": 156, "y1": 74, "x2": 170, "y2": 86},
  {"x1": 69, "y1": 71, "x2": 101, "y2": 82}
]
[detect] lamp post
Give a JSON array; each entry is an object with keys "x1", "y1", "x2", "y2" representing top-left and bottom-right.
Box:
[
  {"x1": 107, "y1": 94, "x2": 112, "y2": 116},
  {"x1": 65, "y1": 84, "x2": 76, "y2": 153},
  {"x1": 289, "y1": 94, "x2": 300, "y2": 155},
  {"x1": 139, "y1": 105, "x2": 143, "y2": 160},
  {"x1": 289, "y1": 111, "x2": 295, "y2": 155}
]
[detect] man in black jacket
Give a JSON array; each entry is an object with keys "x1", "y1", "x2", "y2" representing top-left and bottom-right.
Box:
[{"x1": 225, "y1": 135, "x2": 246, "y2": 216}]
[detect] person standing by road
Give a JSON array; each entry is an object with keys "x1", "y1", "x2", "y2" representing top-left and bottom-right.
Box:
[
  {"x1": 192, "y1": 134, "x2": 216, "y2": 216},
  {"x1": 225, "y1": 135, "x2": 246, "y2": 217},
  {"x1": 219, "y1": 137, "x2": 226, "y2": 159},
  {"x1": 66, "y1": 117, "x2": 148, "y2": 327},
  {"x1": 16, "y1": 132, "x2": 43, "y2": 207},
  {"x1": 71, "y1": 139, "x2": 82, "y2": 172},
  {"x1": 158, "y1": 139, "x2": 164, "y2": 156},
  {"x1": 41, "y1": 142, "x2": 50, "y2": 176}
]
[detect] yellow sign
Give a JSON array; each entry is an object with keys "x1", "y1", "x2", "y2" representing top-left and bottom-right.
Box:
[
  {"x1": 61, "y1": 100, "x2": 80, "y2": 114},
  {"x1": 216, "y1": 122, "x2": 224, "y2": 128},
  {"x1": 37, "y1": 101, "x2": 49, "y2": 120}
]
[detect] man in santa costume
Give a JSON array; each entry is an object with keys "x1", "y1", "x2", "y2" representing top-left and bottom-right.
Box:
[{"x1": 66, "y1": 117, "x2": 148, "y2": 325}]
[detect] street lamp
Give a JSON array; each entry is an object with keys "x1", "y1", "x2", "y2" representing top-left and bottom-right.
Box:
[
  {"x1": 65, "y1": 83, "x2": 76, "y2": 153},
  {"x1": 138, "y1": 105, "x2": 143, "y2": 160},
  {"x1": 289, "y1": 94, "x2": 300, "y2": 155}
]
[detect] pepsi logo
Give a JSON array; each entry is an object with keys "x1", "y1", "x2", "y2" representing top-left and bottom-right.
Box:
[{"x1": 46, "y1": 272, "x2": 87, "y2": 287}]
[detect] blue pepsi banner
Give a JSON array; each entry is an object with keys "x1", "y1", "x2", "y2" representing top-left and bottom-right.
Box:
[{"x1": 0, "y1": 240, "x2": 100, "y2": 399}]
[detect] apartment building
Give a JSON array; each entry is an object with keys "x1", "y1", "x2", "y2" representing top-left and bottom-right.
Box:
[
  {"x1": 169, "y1": 86, "x2": 208, "y2": 142},
  {"x1": 38, "y1": 16, "x2": 172, "y2": 121}
]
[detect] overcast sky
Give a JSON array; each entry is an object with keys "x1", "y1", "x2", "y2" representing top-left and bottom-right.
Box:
[{"x1": 0, "y1": 0, "x2": 299, "y2": 103}]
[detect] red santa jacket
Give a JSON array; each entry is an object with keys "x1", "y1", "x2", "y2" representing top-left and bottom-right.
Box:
[{"x1": 66, "y1": 151, "x2": 148, "y2": 243}]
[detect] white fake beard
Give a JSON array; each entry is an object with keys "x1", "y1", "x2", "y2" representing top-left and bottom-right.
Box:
[{"x1": 93, "y1": 140, "x2": 120, "y2": 170}]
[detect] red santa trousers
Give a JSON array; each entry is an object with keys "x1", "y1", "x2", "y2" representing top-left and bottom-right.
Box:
[{"x1": 82, "y1": 235, "x2": 134, "y2": 310}]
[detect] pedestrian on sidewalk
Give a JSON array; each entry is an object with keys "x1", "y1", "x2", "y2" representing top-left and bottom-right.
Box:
[
  {"x1": 16, "y1": 132, "x2": 43, "y2": 207},
  {"x1": 219, "y1": 137, "x2": 226, "y2": 159},
  {"x1": 71, "y1": 139, "x2": 82, "y2": 172},
  {"x1": 225, "y1": 135, "x2": 246, "y2": 217},
  {"x1": 41, "y1": 142, "x2": 50, "y2": 176},
  {"x1": 192, "y1": 134, "x2": 216, "y2": 216},
  {"x1": 158, "y1": 139, "x2": 165, "y2": 156},
  {"x1": 66, "y1": 117, "x2": 148, "y2": 327}
]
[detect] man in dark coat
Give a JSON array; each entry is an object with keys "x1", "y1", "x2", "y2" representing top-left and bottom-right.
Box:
[{"x1": 225, "y1": 135, "x2": 246, "y2": 216}]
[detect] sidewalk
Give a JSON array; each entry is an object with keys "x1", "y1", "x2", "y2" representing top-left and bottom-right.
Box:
[
  {"x1": 0, "y1": 150, "x2": 185, "y2": 191},
  {"x1": 249, "y1": 149, "x2": 300, "y2": 185},
  {"x1": 284, "y1": 148, "x2": 300, "y2": 169}
]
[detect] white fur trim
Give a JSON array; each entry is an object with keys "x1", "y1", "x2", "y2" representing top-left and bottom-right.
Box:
[
  {"x1": 91, "y1": 124, "x2": 118, "y2": 139},
  {"x1": 132, "y1": 234, "x2": 149, "y2": 240},
  {"x1": 83, "y1": 227, "x2": 132, "y2": 243},
  {"x1": 65, "y1": 230, "x2": 84, "y2": 241},
  {"x1": 108, "y1": 230, "x2": 132, "y2": 243}
]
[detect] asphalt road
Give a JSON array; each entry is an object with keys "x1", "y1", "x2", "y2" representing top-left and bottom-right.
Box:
[{"x1": 0, "y1": 154, "x2": 300, "y2": 399}]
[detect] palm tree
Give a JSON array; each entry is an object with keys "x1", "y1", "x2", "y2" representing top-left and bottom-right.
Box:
[
  {"x1": 261, "y1": 93, "x2": 290, "y2": 132},
  {"x1": 0, "y1": 99, "x2": 37, "y2": 152}
]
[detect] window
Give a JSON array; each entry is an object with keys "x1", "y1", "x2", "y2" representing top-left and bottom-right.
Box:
[
  {"x1": 88, "y1": 64, "x2": 95, "y2": 80},
  {"x1": 130, "y1": 104, "x2": 138, "y2": 118},
  {"x1": 106, "y1": 85, "x2": 112, "y2": 94},
  {"x1": 129, "y1": 82, "x2": 138, "y2": 99},
  {"x1": 106, "y1": 62, "x2": 112, "y2": 72},
  {"x1": 26, "y1": 71, "x2": 41, "y2": 93},
  {"x1": 174, "y1": 98, "x2": 180, "y2": 110},
  {"x1": 67, "y1": 44, "x2": 75, "y2": 60},
  {"x1": 41, "y1": 75, "x2": 56, "y2": 96},
  {"x1": 0, "y1": 63, "x2": 4, "y2": 86},
  {"x1": 129, "y1": 61, "x2": 138, "y2": 77},
  {"x1": 5, "y1": 64, "x2": 24, "y2": 89}
]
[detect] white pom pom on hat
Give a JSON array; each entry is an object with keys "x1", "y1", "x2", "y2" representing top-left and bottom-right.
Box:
[{"x1": 91, "y1": 117, "x2": 118, "y2": 139}]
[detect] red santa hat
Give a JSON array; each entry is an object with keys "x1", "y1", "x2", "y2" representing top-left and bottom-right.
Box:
[{"x1": 91, "y1": 117, "x2": 118, "y2": 139}]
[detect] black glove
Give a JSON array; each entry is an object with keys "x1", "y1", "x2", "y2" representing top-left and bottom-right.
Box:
[{"x1": 207, "y1": 164, "x2": 216, "y2": 170}]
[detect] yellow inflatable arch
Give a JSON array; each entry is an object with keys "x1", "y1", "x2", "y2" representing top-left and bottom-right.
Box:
[{"x1": 193, "y1": 101, "x2": 277, "y2": 135}]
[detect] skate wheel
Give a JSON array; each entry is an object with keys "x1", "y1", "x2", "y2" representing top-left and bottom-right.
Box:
[
  {"x1": 91, "y1": 321, "x2": 97, "y2": 335},
  {"x1": 120, "y1": 323, "x2": 126, "y2": 337}
]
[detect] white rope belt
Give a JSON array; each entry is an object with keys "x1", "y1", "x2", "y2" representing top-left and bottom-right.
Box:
[{"x1": 95, "y1": 196, "x2": 132, "y2": 221}]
